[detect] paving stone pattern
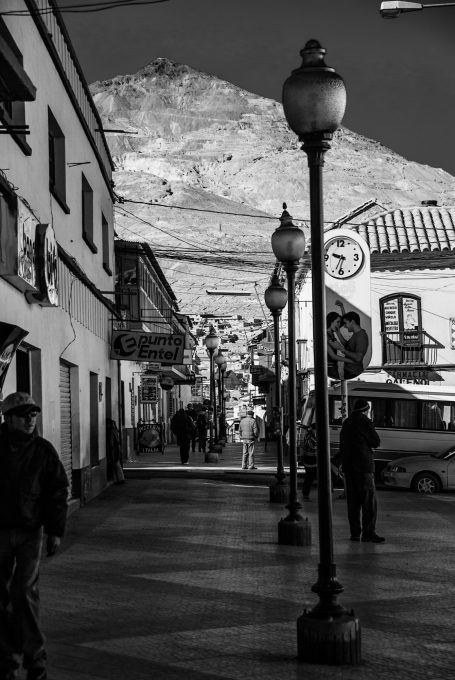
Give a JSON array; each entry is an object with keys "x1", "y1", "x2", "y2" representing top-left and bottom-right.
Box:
[{"x1": 35, "y1": 453, "x2": 455, "y2": 680}]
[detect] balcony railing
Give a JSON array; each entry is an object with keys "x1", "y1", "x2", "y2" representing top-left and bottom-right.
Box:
[{"x1": 381, "y1": 330, "x2": 443, "y2": 367}]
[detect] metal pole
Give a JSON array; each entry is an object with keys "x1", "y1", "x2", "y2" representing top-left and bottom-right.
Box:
[
  {"x1": 305, "y1": 135, "x2": 343, "y2": 610},
  {"x1": 273, "y1": 311, "x2": 285, "y2": 484},
  {"x1": 209, "y1": 350, "x2": 215, "y2": 450},
  {"x1": 281, "y1": 263, "x2": 302, "y2": 522}
]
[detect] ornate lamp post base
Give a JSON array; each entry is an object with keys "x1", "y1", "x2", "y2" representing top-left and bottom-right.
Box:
[
  {"x1": 204, "y1": 450, "x2": 219, "y2": 463},
  {"x1": 278, "y1": 512, "x2": 311, "y2": 546},
  {"x1": 297, "y1": 611, "x2": 361, "y2": 664},
  {"x1": 269, "y1": 479, "x2": 289, "y2": 503}
]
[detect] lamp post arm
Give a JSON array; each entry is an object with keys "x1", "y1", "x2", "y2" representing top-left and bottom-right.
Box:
[{"x1": 380, "y1": 1, "x2": 455, "y2": 17}]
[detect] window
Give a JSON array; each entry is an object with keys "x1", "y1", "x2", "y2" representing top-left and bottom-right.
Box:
[
  {"x1": 380, "y1": 294, "x2": 424, "y2": 365},
  {"x1": 0, "y1": 18, "x2": 35, "y2": 155},
  {"x1": 101, "y1": 213, "x2": 111, "y2": 274},
  {"x1": 82, "y1": 173, "x2": 96, "y2": 252},
  {"x1": 48, "y1": 109, "x2": 69, "y2": 213}
]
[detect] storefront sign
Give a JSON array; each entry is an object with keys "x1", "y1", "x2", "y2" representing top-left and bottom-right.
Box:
[
  {"x1": 0, "y1": 197, "x2": 59, "y2": 305},
  {"x1": 111, "y1": 330, "x2": 185, "y2": 364},
  {"x1": 386, "y1": 369, "x2": 430, "y2": 385},
  {"x1": 0, "y1": 322, "x2": 28, "y2": 390},
  {"x1": 35, "y1": 224, "x2": 58, "y2": 306},
  {"x1": 140, "y1": 375, "x2": 158, "y2": 403}
]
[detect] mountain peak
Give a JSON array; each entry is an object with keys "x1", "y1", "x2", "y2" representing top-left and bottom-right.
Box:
[{"x1": 135, "y1": 57, "x2": 195, "y2": 80}]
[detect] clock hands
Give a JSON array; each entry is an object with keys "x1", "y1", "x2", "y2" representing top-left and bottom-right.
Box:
[{"x1": 332, "y1": 253, "x2": 346, "y2": 272}]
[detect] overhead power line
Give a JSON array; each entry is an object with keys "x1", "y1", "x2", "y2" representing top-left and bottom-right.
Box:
[{"x1": 1, "y1": 0, "x2": 170, "y2": 16}]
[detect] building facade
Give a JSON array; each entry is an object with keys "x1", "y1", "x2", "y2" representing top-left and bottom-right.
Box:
[
  {"x1": 0, "y1": 1, "x2": 118, "y2": 506},
  {"x1": 114, "y1": 240, "x2": 196, "y2": 454},
  {"x1": 297, "y1": 204, "x2": 455, "y2": 392}
]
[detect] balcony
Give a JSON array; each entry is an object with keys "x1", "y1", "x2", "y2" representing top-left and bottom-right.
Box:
[{"x1": 381, "y1": 330, "x2": 443, "y2": 367}]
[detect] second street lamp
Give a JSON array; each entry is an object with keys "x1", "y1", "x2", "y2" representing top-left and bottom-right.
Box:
[
  {"x1": 282, "y1": 39, "x2": 360, "y2": 664},
  {"x1": 264, "y1": 274, "x2": 289, "y2": 503},
  {"x1": 204, "y1": 326, "x2": 220, "y2": 459},
  {"x1": 215, "y1": 352, "x2": 227, "y2": 443},
  {"x1": 271, "y1": 206, "x2": 310, "y2": 546}
]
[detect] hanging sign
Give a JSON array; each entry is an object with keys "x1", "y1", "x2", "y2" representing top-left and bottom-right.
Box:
[
  {"x1": 110, "y1": 330, "x2": 185, "y2": 364},
  {"x1": 140, "y1": 375, "x2": 158, "y2": 403}
]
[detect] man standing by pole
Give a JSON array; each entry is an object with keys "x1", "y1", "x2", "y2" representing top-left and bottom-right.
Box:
[
  {"x1": 339, "y1": 398, "x2": 385, "y2": 543},
  {"x1": 0, "y1": 392, "x2": 69, "y2": 680}
]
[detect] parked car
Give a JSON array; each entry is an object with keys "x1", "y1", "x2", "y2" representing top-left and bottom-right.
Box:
[{"x1": 382, "y1": 447, "x2": 455, "y2": 493}]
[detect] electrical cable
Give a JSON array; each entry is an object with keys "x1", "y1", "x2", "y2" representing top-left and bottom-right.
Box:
[{"x1": 1, "y1": 0, "x2": 170, "y2": 16}]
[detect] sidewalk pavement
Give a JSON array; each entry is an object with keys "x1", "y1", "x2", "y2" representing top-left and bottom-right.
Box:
[
  {"x1": 123, "y1": 439, "x2": 301, "y2": 483},
  {"x1": 37, "y1": 449, "x2": 455, "y2": 679}
]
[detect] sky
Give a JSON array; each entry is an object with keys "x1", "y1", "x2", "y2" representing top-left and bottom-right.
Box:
[{"x1": 62, "y1": 0, "x2": 455, "y2": 176}]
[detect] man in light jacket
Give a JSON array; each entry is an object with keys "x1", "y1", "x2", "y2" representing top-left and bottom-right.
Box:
[{"x1": 239, "y1": 410, "x2": 259, "y2": 470}]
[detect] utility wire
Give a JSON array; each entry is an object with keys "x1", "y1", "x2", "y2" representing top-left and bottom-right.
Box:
[{"x1": 1, "y1": 0, "x2": 170, "y2": 16}]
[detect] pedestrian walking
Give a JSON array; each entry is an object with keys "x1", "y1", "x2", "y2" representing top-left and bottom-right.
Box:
[
  {"x1": 196, "y1": 408, "x2": 208, "y2": 453},
  {"x1": 339, "y1": 398, "x2": 385, "y2": 543},
  {"x1": 301, "y1": 423, "x2": 317, "y2": 501},
  {"x1": 185, "y1": 405, "x2": 197, "y2": 453},
  {"x1": 0, "y1": 392, "x2": 69, "y2": 680},
  {"x1": 106, "y1": 418, "x2": 125, "y2": 484},
  {"x1": 170, "y1": 408, "x2": 196, "y2": 464},
  {"x1": 239, "y1": 410, "x2": 259, "y2": 469}
]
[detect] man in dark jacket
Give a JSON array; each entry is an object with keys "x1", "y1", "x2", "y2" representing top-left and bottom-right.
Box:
[
  {"x1": 170, "y1": 408, "x2": 196, "y2": 464},
  {"x1": 0, "y1": 392, "x2": 69, "y2": 680},
  {"x1": 339, "y1": 398, "x2": 385, "y2": 543}
]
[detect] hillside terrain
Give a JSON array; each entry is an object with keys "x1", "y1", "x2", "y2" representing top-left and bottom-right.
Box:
[{"x1": 91, "y1": 57, "x2": 455, "y2": 318}]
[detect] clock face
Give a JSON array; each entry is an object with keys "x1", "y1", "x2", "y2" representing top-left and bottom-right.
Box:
[{"x1": 324, "y1": 237, "x2": 365, "y2": 279}]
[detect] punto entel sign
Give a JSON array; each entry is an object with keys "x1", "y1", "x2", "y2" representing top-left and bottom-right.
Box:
[{"x1": 111, "y1": 330, "x2": 185, "y2": 365}]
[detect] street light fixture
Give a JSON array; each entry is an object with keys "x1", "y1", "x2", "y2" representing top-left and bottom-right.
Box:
[
  {"x1": 264, "y1": 274, "x2": 289, "y2": 504},
  {"x1": 204, "y1": 326, "x2": 220, "y2": 459},
  {"x1": 271, "y1": 207, "x2": 308, "y2": 546},
  {"x1": 282, "y1": 40, "x2": 360, "y2": 664},
  {"x1": 380, "y1": 1, "x2": 455, "y2": 17}
]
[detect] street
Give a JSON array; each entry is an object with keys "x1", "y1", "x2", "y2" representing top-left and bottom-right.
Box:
[{"x1": 37, "y1": 472, "x2": 455, "y2": 680}]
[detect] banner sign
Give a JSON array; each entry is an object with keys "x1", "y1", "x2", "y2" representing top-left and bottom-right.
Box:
[{"x1": 111, "y1": 331, "x2": 185, "y2": 364}]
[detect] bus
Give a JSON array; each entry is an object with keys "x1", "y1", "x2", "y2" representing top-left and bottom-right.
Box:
[{"x1": 300, "y1": 381, "x2": 455, "y2": 478}]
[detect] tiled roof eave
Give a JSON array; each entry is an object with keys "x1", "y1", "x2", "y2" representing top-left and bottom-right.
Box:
[{"x1": 371, "y1": 250, "x2": 455, "y2": 272}]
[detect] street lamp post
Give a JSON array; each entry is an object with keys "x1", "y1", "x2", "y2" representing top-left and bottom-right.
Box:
[
  {"x1": 204, "y1": 326, "x2": 220, "y2": 460},
  {"x1": 264, "y1": 274, "x2": 289, "y2": 504},
  {"x1": 271, "y1": 208, "x2": 310, "y2": 546},
  {"x1": 215, "y1": 352, "x2": 227, "y2": 444},
  {"x1": 282, "y1": 39, "x2": 360, "y2": 664},
  {"x1": 380, "y1": 1, "x2": 455, "y2": 17}
]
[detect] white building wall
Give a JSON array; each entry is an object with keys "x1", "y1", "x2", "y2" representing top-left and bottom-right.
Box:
[{"x1": 1, "y1": 3, "x2": 117, "y2": 503}]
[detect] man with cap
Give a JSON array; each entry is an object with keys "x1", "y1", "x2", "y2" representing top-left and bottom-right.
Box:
[
  {"x1": 339, "y1": 398, "x2": 385, "y2": 543},
  {"x1": 0, "y1": 392, "x2": 69, "y2": 680},
  {"x1": 238, "y1": 410, "x2": 259, "y2": 470}
]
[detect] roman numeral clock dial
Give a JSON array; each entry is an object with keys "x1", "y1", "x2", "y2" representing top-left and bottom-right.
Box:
[{"x1": 324, "y1": 237, "x2": 365, "y2": 279}]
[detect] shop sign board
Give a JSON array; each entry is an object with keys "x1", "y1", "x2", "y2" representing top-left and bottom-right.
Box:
[
  {"x1": 0, "y1": 197, "x2": 59, "y2": 304},
  {"x1": 111, "y1": 330, "x2": 185, "y2": 364},
  {"x1": 0, "y1": 322, "x2": 28, "y2": 391},
  {"x1": 141, "y1": 375, "x2": 158, "y2": 403}
]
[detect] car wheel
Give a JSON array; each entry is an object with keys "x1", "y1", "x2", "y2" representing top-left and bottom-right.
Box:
[{"x1": 411, "y1": 471, "x2": 442, "y2": 494}]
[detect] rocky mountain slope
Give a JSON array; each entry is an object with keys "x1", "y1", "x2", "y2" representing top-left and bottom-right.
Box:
[{"x1": 91, "y1": 58, "x2": 455, "y2": 318}]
